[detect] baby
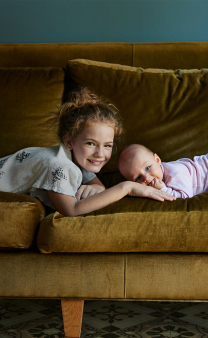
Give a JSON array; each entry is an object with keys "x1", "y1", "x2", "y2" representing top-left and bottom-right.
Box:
[{"x1": 118, "y1": 144, "x2": 208, "y2": 199}]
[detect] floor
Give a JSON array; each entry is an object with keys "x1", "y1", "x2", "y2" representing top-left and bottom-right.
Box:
[{"x1": 1, "y1": 299, "x2": 208, "y2": 338}]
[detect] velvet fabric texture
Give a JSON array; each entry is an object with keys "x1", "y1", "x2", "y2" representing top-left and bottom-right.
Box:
[
  {"x1": 0, "y1": 67, "x2": 65, "y2": 158},
  {"x1": 0, "y1": 251, "x2": 124, "y2": 299},
  {"x1": 1, "y1": 43, "x2": 208, "y2": 69},
  {"x1": 67, "y1": 59, "x2": 208, "y2": 173},
  {"x1": 37, "y1": 192, "x2": 208, "y2": 253},
  {"x1": 126, "y1": 253, "x2": 208, "y2": 300},
  {"x1": 1, "y1": 251, "x2": 208, "y2": 300},
  {"x1": 0, "y1": 192, "x2": 45, "y2": 249}
]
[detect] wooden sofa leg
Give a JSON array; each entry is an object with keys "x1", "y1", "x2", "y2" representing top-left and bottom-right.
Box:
[{"x1": 61, "y1": 300, "x2": 84, "y2": 338}]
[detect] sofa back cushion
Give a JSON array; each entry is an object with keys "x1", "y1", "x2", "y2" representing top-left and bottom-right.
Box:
[
  {"x1": 66, "y1": 59, "x2": 208, "y2": 173},
  {"x1": 0, "y1": 67, "x2": 65, "y2": 158}
]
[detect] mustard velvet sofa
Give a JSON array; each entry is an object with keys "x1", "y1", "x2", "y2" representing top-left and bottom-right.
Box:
[{"x1": 1, "y1": 42, "x2": 208, "y2": 335}]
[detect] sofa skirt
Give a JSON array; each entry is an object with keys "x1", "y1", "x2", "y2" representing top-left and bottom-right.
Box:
[{"x1": 0, "y1": 251, "x2": 208, "y2": 301}]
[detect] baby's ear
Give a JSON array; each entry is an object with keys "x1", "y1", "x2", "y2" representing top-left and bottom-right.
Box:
[
  {"x1": 64, "y1": 134, "x2": 73, "y2": 150},
  {"x1": 154, "y1": 153, "x2": 161, "y2": 165}
]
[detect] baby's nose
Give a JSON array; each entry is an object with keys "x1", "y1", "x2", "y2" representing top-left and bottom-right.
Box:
[{"x1": 143, "y1": 173, "x2": 150, "y2": 184}]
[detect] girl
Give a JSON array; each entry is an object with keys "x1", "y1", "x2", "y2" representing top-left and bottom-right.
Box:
[{"x1": 0, "y1": 88, "x2": 175, "y2": 216}]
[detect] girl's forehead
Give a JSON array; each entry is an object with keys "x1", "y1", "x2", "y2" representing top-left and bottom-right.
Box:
[
  {"x1": 84, "y1": 120, "x2": 114, "y2": 129},
  {"x1": 78, "y1": 122, "x2": 115, "y2": 140},
  {"x1": 83, "y1": 122, "x2": 114, "y2": 134}
]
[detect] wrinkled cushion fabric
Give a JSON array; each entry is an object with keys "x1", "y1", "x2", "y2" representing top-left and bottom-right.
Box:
[
  {"x1": 67, "y1": 59, "x2": 208, "y2": 173},
  {"x1": 0, "y1": 67, "x2": 65, "y2": 158},
  {"x1": 0, "y1": 192, "x2": 45, "y2": 249},
  {"x1": 37, "y1": 191, "x2": 208, "y2": 253}
]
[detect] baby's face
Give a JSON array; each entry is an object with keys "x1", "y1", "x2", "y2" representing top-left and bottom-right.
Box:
[{"x1": 121, "y1": 149, "x2": 163, "y2": 186}]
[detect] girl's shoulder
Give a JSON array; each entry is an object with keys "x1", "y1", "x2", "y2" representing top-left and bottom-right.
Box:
[
  {"x1": 11, "y1": 145, "x2": 59, "y2": 158},
  {"x1": 48, "y1": 143, "x2": 82, "y2": 178}
]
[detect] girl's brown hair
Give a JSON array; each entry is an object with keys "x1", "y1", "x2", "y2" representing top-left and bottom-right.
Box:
[{"x1": 56, "y1": 87, "x2": 123, "y2": 152}]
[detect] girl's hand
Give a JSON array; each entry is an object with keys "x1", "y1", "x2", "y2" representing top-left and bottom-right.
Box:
[
  {"x1": 127, "y1": 182, "x2": 176, "y2": 202},
  {"x1": 76, "y1": 184, "x2": 105, "y2": 201},
  {"x1": 150, "y1": 178, "x2": 165, "y2": 190}
]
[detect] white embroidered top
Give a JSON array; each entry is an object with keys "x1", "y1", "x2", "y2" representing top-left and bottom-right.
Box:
[{"x1": 0, "y1": 143, "x2": 96, "y2": 209}]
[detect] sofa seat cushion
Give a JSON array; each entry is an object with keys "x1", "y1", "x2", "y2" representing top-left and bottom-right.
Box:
[
  {"x1": 66, "y1": 59, "x2": 208, "y2": 174},
  {"x1": 0, "y1": 67, "x2": 65, "y2": 158},
  {"x1": 37, "y1": 190, "x2": 208, "y2": 253},
  {"x1": 0, "y1": 192, "x2": 45, "y2": 249}
]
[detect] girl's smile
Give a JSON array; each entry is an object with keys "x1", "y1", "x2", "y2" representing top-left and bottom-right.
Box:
[{"x1": 64, "y1": 122, "x2": 115, "y2": 173}]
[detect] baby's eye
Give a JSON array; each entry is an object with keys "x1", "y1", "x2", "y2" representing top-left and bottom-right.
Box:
[
  {"x1": 145, "y1": 166, "x2": 150, "y2": 171},
  {"x1": 136, "y1": 176, "x2": 141, "y2": 182}
]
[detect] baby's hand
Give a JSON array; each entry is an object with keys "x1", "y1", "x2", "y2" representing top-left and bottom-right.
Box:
[
  {"x1": 150, "y1": 178, "x2": 165, "y2": 190},
  {"x1": 76, "y1": 184, "x2": 105, "y2": 201}
]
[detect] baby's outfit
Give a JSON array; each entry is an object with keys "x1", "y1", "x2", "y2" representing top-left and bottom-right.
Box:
[
  {"x1": 161, "y1": 153, "x2": 208, "y2": 198},
  {"x1": 0, "y1": 143, "x2": 96, "y2": 208}
]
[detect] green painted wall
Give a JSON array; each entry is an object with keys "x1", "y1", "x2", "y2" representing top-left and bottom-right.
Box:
[{"x1": 0, "y1": 0, "x2": 208, "y2": 43}]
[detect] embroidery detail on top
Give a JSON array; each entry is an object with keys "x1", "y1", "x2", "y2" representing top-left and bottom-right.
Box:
[
  {"x1": 0, "y1": 171, "x2": 5, "y2": 178},
  {"x1": 16, "y1": 151, "x2": 31, "y2": 163},
  {"x1": 0, "y1": 158, "x2": 8, "y2": 169},
  {"x1": 51, "y1": 167, "x2": 67, "y2": 183}
]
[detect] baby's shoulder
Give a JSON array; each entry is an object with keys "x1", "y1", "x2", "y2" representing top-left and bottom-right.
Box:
[{"x1": 162, "y1": 159, "x2": 191, "y2": 176}]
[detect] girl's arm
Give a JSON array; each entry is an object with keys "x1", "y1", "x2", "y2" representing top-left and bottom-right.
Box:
[
  {"x1": 48, "y1": 181, "x2": 176, "y2": 217},
  {"x1": 76, "y1": 176, "x2": 105, "y2": 201}
]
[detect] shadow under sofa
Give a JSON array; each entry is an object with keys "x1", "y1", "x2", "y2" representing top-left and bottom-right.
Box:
[{"x1": 1, "y1": 42, "x2": 208, "y2": 337}]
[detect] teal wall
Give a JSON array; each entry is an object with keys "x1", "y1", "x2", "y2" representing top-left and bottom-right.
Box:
[{"x1": 0, "y1": 0, "x2": 208, "y2": 43}]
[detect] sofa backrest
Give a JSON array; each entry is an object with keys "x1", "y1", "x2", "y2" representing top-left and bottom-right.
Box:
[
  {"x1": 1, "y1": 42, "x2": 208, "y2": 69},
  {"x1": 0, "y1": 67, "x2": 64, "y2": 157},
  {"x1": 1, "y1": 42, "x2": 208, "y2": 175}
]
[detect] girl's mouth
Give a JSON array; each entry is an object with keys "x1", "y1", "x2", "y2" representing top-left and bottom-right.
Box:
[{"x1": 87, "y1": 159, "x2": 104, "y2": 166}]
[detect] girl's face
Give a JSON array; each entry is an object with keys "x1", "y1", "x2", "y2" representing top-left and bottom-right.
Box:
[{"x1": 65, "y1": 121, "x2": 115, "y2": 173}]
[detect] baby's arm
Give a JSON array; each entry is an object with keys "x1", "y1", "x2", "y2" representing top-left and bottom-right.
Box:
[
  {"x1": 153, "y1": 173, "x2": 192, "y2": 199},
  {"x1": 160, "y1": 186, "x2": 189, "y2": 199},
  {"x1": 48, "y1": 182, "x2": 176, "y2": 217},
  {"x1": 76, "y1": 177, "x2": 105, "y2": 201},
  {"x1": 150, "y1": 177, "x2": 189, "y2": 199}
]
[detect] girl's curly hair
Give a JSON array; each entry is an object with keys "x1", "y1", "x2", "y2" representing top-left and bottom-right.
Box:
[{"x1": 56, "y1": 87, "x2": 123, "y2": 153}]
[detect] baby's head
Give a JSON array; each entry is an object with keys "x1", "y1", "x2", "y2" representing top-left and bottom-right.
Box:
[
  {"x1": 56, "y1": 87, "x2": 123, "y2": 172},
  {"x1": 118, "y1": 144, "x2": 163, "y2": 186}
]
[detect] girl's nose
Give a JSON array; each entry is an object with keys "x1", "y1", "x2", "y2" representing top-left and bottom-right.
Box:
[{"x1": 94, "y1": 146, "x2": 103, "y2": 157}]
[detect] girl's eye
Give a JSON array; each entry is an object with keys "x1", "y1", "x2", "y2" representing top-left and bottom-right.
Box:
[
  {"x1": 87, "y1": 142, "x2": 94, "y2": 146},
  {"x1": 145, "y1": 166, "x2": 150, "y2": 171},
  {"x1": 104, "y1": 144, "x2": 113, "y2": 148}
]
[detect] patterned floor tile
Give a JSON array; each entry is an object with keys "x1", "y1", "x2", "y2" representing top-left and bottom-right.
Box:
[
  {"x1": 136, "y1": 322, "x2": 201, "y2": 337},
  {"x1": 175, "y1": 303, "x2": 208, "y2": 329},
  {"x1": 83, "y1": 301, "x2": 156, "y2": 329},
  {"x1": 1, "y1": 300, "x2": 208, "y2": 337}
]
